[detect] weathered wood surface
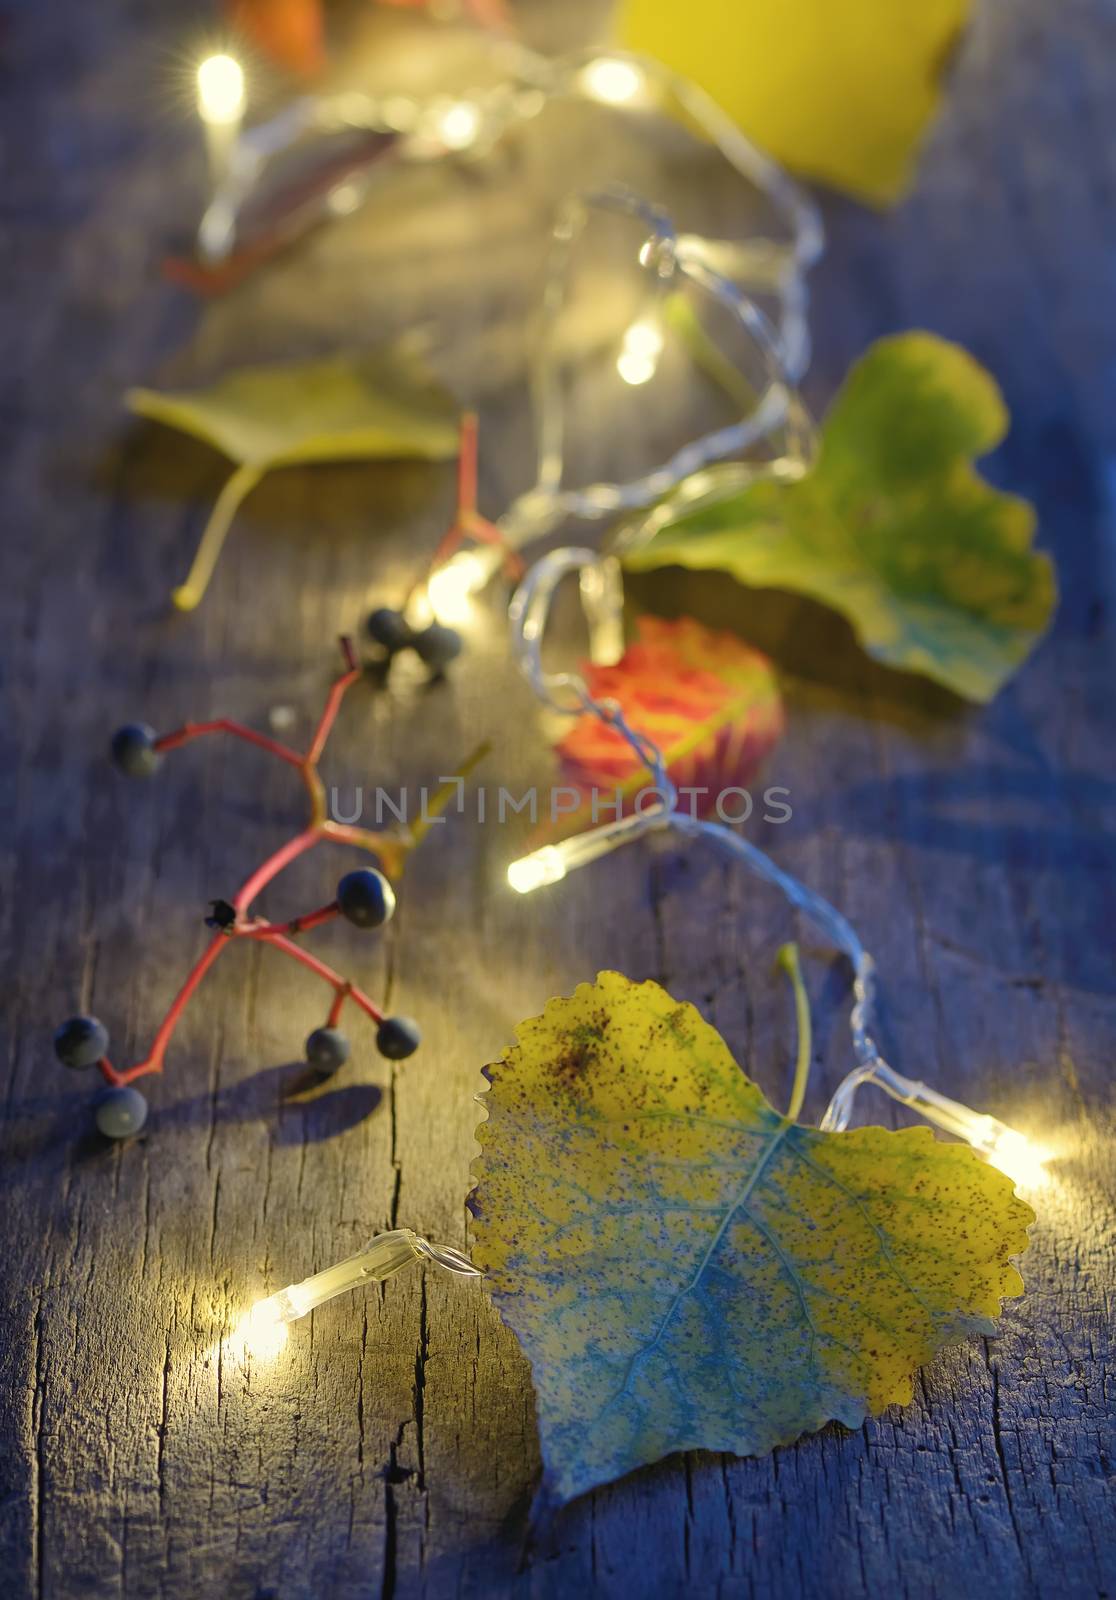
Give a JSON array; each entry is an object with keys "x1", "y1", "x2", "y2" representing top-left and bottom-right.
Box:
[{"x1": 1, "y1": 0, "x2": 1114, "y2": 1596}]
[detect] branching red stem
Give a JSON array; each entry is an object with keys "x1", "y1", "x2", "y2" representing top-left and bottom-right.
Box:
[
  {"x1": 248, "y1": 902, "x2": 340, "y2": 938},
  {"x1": 102, "y1": 933, "x2": 229, "y2": 1084},
  {"x1": 306, "y1": 654, "x2": 362, "y2": 767},
  {"x1": 155, "y1": 719, "x2": 303, "y2": 766},
  {"x1": 234, "y1": 827, "x2": 322, "y2": 915},
  {"x1": 262, "y1": 935, "x2": 383, "y2": 1023},
  {"x1": 106, "y1": 642, "x2": 401, "y2": 1090},
  {"x1": 428, "y1": 412, "x2": 525, "y2": 580}
]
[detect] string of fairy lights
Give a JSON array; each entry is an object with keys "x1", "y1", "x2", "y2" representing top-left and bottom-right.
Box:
[{"x1": 183, "y1": 34, "x2": 1046, "y2": 1361}]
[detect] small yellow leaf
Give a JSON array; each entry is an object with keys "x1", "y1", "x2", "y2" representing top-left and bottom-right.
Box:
[
  {"x1": 127, "y1": 350, "x2": 459, "y2": 470},
  {"x1": 126, "y1": 347, "x2": 459, "y2": 609},
  {"x1": 471, "y1": 971, "x2": 1034, "y2": 1504},
  {"x1": 616, "y1": 0, "x2": 970, "y2": 205}
]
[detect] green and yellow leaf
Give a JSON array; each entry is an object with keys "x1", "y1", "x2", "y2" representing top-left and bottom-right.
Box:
[
  {"x1": 617, "y1": 0, "x2": 970, "y2": 206},
  {"x1": 127, "y1": 347, "x2": 459, "y2": 610},
  {"x1": 623, "y1": 333, "x2": 1056, "y2": 702},
  {"x1": 471, "y1": 971, "x2": 1034, "y2": 1504}
]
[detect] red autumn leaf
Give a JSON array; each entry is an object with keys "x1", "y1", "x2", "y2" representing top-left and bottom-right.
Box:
[
  {"x1": 226, "y1": 0, "x2": 327, "y2": 77},
  {"x1": 555, "y1": 615, "x2": 783, "y2": 815}
]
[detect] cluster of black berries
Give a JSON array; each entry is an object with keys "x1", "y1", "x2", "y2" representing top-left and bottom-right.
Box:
[
  {"x1": 53, "y1": 1019, "x2": 149, "y2": 1137},
  {"x1": 304, "y1": 868, "x2": 421, "y2": 1074},
  {"x1": 365, "y1": 608, "x2": 462, "y2": 672},
  {"x1": 54, "y1": 866, "x2": 421, "y2": 1139},
  {"x1": 54, "y1": 634, "x2": 448, "y2": 1143}
]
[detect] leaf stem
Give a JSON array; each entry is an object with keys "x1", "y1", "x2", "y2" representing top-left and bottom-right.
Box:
[
  {"x1": 407, "y1": 740, "x2": 491, "y2": 847},
  {"x1": 776, "y1": 941, "x2": 812, "y2": 1122},
  {"x1": 172, "y1": 461, "x2": 263, "y2": 612}
]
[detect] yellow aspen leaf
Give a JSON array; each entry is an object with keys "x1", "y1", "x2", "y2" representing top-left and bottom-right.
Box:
[
  {"x1": 470, "y1": 971, "x2": 1034, "y2": 1504},
  {"x1": 616, "y1": 0, "x2": 970, "y2": 205}
]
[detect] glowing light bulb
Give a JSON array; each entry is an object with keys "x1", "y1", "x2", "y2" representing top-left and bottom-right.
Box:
[
  {"x1": 197, "y1": 54, "x2": 245, "y2": 127},
  {"x1": 230, "y1": 1297, "x2": 289, "y2": 1361},
  {"x1": 426, "y1": 549, "x2": 497, "y2": 625},
  {"x1": 580, "y1": 57, "x2": 647, "y2": 106},
  {"x1": 223, "y1": 1231, "x2": 475, "y2": 1365},
  {"x1": 617, "y1": 319, "x2": 664, "y2": 386},
  {"x1": 508, "y1": 847, "x2": 567, "y2": 894},
  {"x1": 981, "y1": 1126, "x2": 1051, "y2": 1189},
  {"x1": 437, "y1": 102, "x2": 482, "y2": 151},
  {"x1": 507, "y1": 812, "x2": 663, "y2": 895}
]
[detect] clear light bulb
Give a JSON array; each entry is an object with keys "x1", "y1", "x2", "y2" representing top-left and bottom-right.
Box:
[
  {"x1": 228, "y1": 1229, "x2": 478, "y2": 1361},
  {"x1": 970, "y1": 1121, "x2": 1052, "y2": 1188},
  {"x1": 508, "y1": 846, "x2": 567, "y2": 894},
  {"x1": 196, "y1": 54, "x2": 245, "y2": 127},
  {"x1": 436, "y1": 101, "x2": 482, "y2": 151},
  {"x1": 579, "y1": 57, "x2": 647, "y2": 106},
  {"x1": 507, "y1": 809, "x2": 668, "y2": 895},
  {"x1": 426, "y1": 549, "x2": 501, "y2": 625},
  {"x1": 616, "y1": 318, "x2": 665, "y2": 386}
]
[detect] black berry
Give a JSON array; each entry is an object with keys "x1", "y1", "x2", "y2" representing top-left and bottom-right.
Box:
[
  {"x1": 411, "y1": 623, "x2": 463, "y2": 671},
  {"x1": 54, "y1": 1015, "x2": 110, "y2": 1070},
  {"x1": 376, "y1": 1016, "x2": 421, "y2": 1060},
  {"x1": 337, "y1": 868, "x2": 396, "y2": 929},
  {"x1": 93, "y1": 1085, "x2": 148, "y2": 1139},
  {"x1": 305, "y1": 1026, "x2": 350, "y2": 1075},
  {"x1": 111, "y1": 723, "x2": 161, "y2": 778},
  {"x1": 366, "y1": 607, "x2": 413, "y2": 654}
]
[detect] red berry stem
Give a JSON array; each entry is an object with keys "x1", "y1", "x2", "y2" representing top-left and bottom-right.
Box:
[
  {"x1": 258, "y1": 934, "x2": 383, "y2": 1024},
  {"x1": 154, "y1": 719, "x2": 303, "y2": 767},
  {"x1": 248, "y1": 901, "x2": 340, "y2": 937},
  {"x1": 426, "y1": 413, "x2": 525, "y2": 581},
  {"x1": 101, "y1": 932, "x2": 230, "y2": 1084},
  {"x1": 101, "y1": 640, "x2": 404, "y2": 1087},
  {"x1": 306, "y1": 657, "x2": 362, "y2": 767},
  {"x1": 234, "y1": 826, "x2": 323, "y2": 916},
  {"x1": 326, "y1": 983, "x2": 351, "y2": 1028}
]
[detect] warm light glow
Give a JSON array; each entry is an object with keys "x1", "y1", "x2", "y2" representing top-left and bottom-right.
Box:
[
  {"x1": 982, "y1": 1127, "x2": 1051, "y2": 1189},
  {"x1": 437, "y1": 102, "x2": 482, "y2": 151},
  {"x1": 197, "y1": 54, "x2": 245, "y2": 127},
  {"x1": 329, "y1": 182, "x2": 362, "y2": 217},
  {"x1": 580, "y1": 57, "x2": 647, "y2": 106},
  {"x1": 230, "y1": 1297, "x2": 289, "y2": 1360},
  {"x1": 427, "y1": 550, "x2": 491, "y2": 625},
  {"x1": 617, "y1": 319, "x2": 664, "y2": 386},
  {"x1": 508, "y1": 847, "x2": 567, "y2": 894}
]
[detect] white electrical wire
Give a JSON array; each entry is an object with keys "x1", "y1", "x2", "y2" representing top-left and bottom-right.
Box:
[
  {"x1": 194, "y1": 42, "x2": 820, "y2": 565},
  {"x1": 504, "y1": 548, "x2": 1045, "y2": 1178}
]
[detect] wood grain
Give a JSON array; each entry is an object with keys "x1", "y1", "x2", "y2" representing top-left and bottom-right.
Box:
[{"x1": 0, "y1": 1, "x2": 1113, "y2": 1596}]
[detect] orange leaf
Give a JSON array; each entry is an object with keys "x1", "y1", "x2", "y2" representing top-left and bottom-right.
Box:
[
  {"x1": 226, "y1": 0, "x2": 326, "y2": 77},
  {"x1": 556, "y1": 616, "x2": 783, "y2": 815}
]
